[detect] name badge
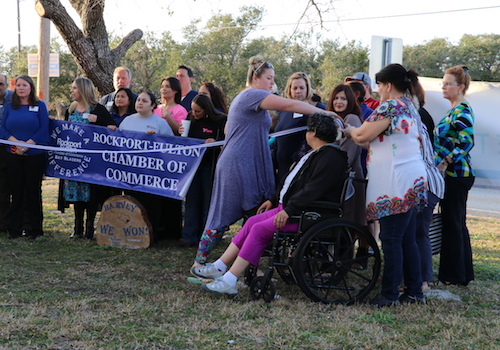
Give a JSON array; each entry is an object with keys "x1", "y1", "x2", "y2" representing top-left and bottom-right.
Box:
[
  {"x1": 293, "y1": 113, "x2": 303, "y2": 119},
  {"x1": 29, "y1": 106, "x2": 39, "y2": 112}
]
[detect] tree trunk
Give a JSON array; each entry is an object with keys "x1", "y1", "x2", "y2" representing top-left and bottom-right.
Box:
[{"x1": 35, "y1": 0, "x2": 143, "y2": 96}]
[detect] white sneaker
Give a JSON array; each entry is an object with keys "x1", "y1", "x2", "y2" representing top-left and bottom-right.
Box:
[
  {"x1": 202, "y1": 278, "x2": 238, "y2": 295},
  {"x1": 191, "y1": 263, "x2": 224, "y2": 279}
]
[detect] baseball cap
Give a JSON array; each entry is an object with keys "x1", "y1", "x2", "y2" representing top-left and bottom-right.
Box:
[{"x1": 345, "y1": 72, "x2": 371, "y2": 85}]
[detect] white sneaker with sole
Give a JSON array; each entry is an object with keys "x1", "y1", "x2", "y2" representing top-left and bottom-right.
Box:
[
  {"x1": 201, "y1": 278, "x2": 238, "y2": 296},
  {"x1": 191, "y1": 263, "x2": 224, "y2": 279}
]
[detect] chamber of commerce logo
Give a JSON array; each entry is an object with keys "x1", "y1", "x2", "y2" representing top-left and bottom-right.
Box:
[{"x1": 48, "y1": 122, "x2": 92, "y2": 178}]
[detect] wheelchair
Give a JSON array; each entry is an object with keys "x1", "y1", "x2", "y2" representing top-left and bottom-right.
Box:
[{"x1": 244, "y1": 176, "x2": 381, "y2": 305}]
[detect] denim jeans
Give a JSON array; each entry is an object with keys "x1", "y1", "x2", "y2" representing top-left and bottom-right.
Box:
[
  {"x1": 415, "y1": 192, "x2": 440, "y2": 282},
  {"x1": 379, "y1": 209, "x2": 422, "y2": 300}
]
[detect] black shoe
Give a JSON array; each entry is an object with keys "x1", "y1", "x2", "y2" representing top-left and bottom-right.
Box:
[
  {"x1": 368, "y1": 294, "x2": 400, "y2": 307},
  {"x1": 85, "y1": 226, "x2": 94, "y2": 240},
  {"x1": 8, "y1": 233, "x2": 20, "y2": 239},
  {"x1": 399, "y1": 292, "x2": 426, "y2": 304},
  {"x1": 178, "y1": 242, "x2": 197, "y2": 248}
]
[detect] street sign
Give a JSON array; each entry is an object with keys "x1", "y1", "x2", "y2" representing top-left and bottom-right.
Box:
[
  {"x1": 369, "y1": 36, "x2": 403, "y2": 92},
  {"x1": 27, "y1": 53, "x2": 60, "y2": 77}
]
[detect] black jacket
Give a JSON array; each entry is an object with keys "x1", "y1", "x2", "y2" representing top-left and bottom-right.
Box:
[
  {"x1": 269, "y1": 144, "x2": 348, "y2": 217},
  {"x1": 64, "y1": 103, "x2": 117, "y2": 127}
]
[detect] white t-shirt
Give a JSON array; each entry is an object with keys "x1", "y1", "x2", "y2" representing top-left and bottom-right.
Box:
[{"x1": 279, "y1": 150, "x2": 314, "y2": 204}]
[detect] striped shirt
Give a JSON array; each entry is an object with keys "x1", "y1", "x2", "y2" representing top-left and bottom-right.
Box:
[
  {"x1": 420, "y1": 122, "x2": 445, "y2": 199},
  {"x1": 434, "y1": 102, "x2": 475, "y2": 177}
]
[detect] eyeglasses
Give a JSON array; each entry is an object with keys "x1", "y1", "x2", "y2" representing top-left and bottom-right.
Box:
[
  {"x1": 253, "y1": 62, "x2": 274, "y2": 76},
  {"x1": 441, "y1": 82, "x2": 459, "y2": 88},
  {"x1": 0, "y1": 82, "x2": 5, "y2": 86}
]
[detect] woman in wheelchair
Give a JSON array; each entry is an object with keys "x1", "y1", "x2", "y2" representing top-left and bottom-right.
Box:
[{"x1": 191, "y1": 113, "x2": 348, "y2": 295}]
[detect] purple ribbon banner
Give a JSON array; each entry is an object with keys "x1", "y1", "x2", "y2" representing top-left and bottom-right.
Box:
[
  {"x1": 0, "y1": 121, "x2": 307, "y2": 200},
  {"x1": 45, "y1": 120, "x2": 207, "y2": 200}
]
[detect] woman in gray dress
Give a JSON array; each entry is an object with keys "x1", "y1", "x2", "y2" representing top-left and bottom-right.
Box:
[{"x1": 192, "y1": 56, "x2": 337, "y2": 270}]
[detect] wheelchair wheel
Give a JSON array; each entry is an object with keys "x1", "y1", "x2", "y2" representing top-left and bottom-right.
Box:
[
  {"x1": 243, "y1": 264, "x2": 258, "y2": 286},
  {"x1": 249, "y1": 276, "x2": 276, "y2": 302},
  {"x1": 276, "y1": 264, "x2": 295, "y2": 285},
  {"x1": 293, "y1": 218, "x2": 380, "y2": 304}
]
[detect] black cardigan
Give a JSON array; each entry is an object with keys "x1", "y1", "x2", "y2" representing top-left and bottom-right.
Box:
[
  {"x1": 64, "y1": 103, "x2": 117, "y2": 127},
  {"x1": 269, "y1": 144, "x2": 348, "y2": 217}
]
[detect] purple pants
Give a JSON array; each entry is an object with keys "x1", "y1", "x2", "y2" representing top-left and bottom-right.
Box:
[{"x1": 232, "y1": 204, "x2": 299, "y2": 266}]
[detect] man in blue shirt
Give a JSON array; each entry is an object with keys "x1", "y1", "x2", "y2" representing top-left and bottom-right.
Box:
[
  {"x1": 176, "y1": 65, "x2": 197, "y2": 112},
  {"x1": 0, "y1": 73, "x2": 13, "y2": 232}
]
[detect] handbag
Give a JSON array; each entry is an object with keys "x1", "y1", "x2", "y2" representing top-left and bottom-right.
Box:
[{"x1": 429, "y1": 206, "x2": 442, "y2": 255}]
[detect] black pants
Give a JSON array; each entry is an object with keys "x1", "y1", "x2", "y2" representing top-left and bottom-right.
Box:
[
  {"x1": 125, "y1": 190, "x2": 182, "y2": 242},
  {"x1": 0, "y1": 150, "x2": 11, "y2": 230},
  {"x1": 6, "y1": 152, "x2": 46, "y2": 237},
  {"x1": 438, "y1": 176, "x2": 475, "y2": 285}
]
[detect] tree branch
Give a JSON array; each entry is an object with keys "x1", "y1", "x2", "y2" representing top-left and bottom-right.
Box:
[
  {"x1": 111, "y1": 29, "x2": 144, "y2": 63},
  {"x1": 36, "y1": 0, "x2": 143, "y2": 95}
]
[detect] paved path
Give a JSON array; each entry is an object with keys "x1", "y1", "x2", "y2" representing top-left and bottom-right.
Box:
[{"x1": 467, "y1": 186, "x2": 500, "y2": 219}]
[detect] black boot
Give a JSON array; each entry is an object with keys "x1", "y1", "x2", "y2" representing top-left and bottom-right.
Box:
[
  {"x1": 71, "y1": 202, "x2": 85, "y2": 238},
  {"x1": 85, "y1": 221, "x2": 94, "y2": 240},
  {"x1": 85, "y1": 207, "x2": 96, "y2": 240}
]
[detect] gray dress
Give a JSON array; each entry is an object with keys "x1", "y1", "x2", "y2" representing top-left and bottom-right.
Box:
[{"x1": 204, "y1": 88, "x2": 275, "y2": 230}]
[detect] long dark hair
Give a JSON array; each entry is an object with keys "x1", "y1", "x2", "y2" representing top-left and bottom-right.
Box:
[
  {"x1": 12, "y1": 75, "x2": 38, "y2": 109},
  {"x1": 161, "y1": 77, "x2": 182, "y2": 104},
  {"x1": 199, "y1": 82, "x2": 229, "y2": 114},
  {"x1": 345, "y1": 81, "x2": 366, "y2": 105},
  {"x1": 375, "y1": 63, "x2": 420, "y2": 96},
  {"x1": 111, "y1": 88, "x2": 136, "y2": 115},
  {"x1": 189, "y1": 94, "x2": 226, "y2": 122},
  {"x1": 327, "y1": 84, "x2": 361, "y2": 122}
]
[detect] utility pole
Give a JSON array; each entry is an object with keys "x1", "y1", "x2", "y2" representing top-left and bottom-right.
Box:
[
  {"x1": 37, "y1": 16, "x2": 50, "y2": 104},
  {"x1": 17, "y1": 0, "x2": 21, "y2": 53}
]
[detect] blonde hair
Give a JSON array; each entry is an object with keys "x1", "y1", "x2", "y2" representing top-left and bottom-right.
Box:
[
  {"x1": 246, "y1": 56, "x2": 273, "y2": 86},
  {"x1": 445, "y1": 65, "x2": 470, "y2": 95},
  {"x1": 69, "y1": 77, "x2": 98, "y2": 113},
  {"x1": 284, "y1": 72, "x2": 313, "y2": 101}
]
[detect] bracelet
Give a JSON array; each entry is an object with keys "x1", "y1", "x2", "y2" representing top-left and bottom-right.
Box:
[{"x1": 444, "y1": 158, "x2": 451, "y2": 165}]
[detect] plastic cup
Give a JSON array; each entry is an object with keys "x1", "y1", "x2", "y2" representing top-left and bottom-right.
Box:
[{"x1": 181, "y1": 119, "x2": 191, "y2": 137}]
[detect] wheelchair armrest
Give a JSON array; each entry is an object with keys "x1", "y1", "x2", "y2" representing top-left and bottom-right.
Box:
[
  {"x1": 305, "y1": 201, "x2": 341, "y2": 211},
  {"x1": 351, "y1": 176, "x2": 368, "y2": 184},
  {"x1": 287, "y1": 215, "x2": 301, "y2": 223}
]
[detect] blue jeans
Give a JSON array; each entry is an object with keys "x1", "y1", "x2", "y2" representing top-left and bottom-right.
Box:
[
  {"x1": 379, "y1": 209, "x2": 422, "y2": 300},
  {"x1": 415, "y1": 192, "x2": 440, "y2": 282}
]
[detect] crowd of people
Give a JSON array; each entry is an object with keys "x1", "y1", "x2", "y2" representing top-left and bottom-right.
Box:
[{"x1": 0, "y1": 59, "x2": 476, "y2": 306}]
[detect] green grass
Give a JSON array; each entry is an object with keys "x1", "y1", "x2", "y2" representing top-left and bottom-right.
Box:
[{"x1": 0, "y1": 177, "x2": 499, "y2": 349}]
